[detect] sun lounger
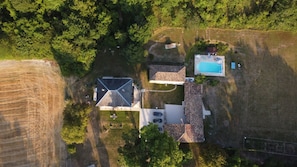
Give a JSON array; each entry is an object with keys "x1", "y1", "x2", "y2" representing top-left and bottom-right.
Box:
[
  {"x1": 165, "y1": 43, "x2": 177, "y2": 49},
  {"x1": 231, "y1": 62, "x2": 236, "y2": 70}
]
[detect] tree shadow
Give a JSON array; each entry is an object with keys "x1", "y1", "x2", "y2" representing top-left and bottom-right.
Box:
[
  {"x1": 125, "y1": 111, "x2": 137, "y2": 129},
  {"x1": 0, "y1": 115, "x2": 40, "y2": 166},
  {"x1": 52, "y1": 48, "x2": 87, "y2": 77},
  {"x1": 146, "y1": 38, "x2": 184, "y2": 64},
  {"x1": 204, "y1": 40, "x2": 297, "y2": 164},
  {"x1": 76, "y1": 107, "x2": 111, "y2": 167},
  {"x1": 95, "y1": 108, "x2": 111, "y2": 167}
]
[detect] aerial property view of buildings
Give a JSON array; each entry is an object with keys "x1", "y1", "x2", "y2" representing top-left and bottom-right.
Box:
[
  {"x1": 2, "y1": 1, "x2": 297, "y2": 166},
  {"x1": 93, "y1": 49, "x2": 223, "y2": 143}
]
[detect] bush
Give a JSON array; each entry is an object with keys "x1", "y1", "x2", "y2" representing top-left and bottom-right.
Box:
[
  {"x1": 208, "y1": 79, "x2": 220, "y2": 86},
  {"x1": 67, "y1": 144, "x2": 77, "y2": 154},
  {"x1": 195, "y1": 75, "x2": 206, "y2": 84},
  {"x1": 61, "y1": 102, "x2": 91, "y2": 151}
]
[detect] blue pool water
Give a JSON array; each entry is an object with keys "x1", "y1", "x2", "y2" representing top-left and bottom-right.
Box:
[{"x1": 198, "y1": 62, "x2": 222, "y2": 73}]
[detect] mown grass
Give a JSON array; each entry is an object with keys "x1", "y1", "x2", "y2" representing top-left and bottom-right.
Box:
[
  {"x1": 139, "y1": 68, "x2": 184, "y2": 108},
  {"x1": 98, "y1": 111, "x2": 139, "y2": 166}
]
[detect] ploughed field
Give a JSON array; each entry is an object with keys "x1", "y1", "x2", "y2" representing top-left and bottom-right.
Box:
[{"x1": 0, "y1": 60, "x2": 65, "y2": 166}]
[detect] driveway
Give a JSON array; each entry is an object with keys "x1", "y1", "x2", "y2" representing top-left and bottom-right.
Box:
[{"x1": 139, "y1": 109, "x2": 165, "y2": 130}]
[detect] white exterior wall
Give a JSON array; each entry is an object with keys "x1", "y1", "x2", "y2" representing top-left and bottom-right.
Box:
[
  {"x1": 149, "y1": 80, "x2": 184, "y2": 85},
  {"x1": 99, "y1": 102, "x2": 141, "y2": 111}
]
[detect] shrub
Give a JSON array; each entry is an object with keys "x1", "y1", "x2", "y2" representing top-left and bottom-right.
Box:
[
  {"x1": 67, "y1": 144, "x2": 77, "y2": 154},
  {"x1": 195, "y1": 75, "x2": 206, "y2": 84},
  {"x1": 208, "y1": 79, "x2": 220, "y2": 86}
]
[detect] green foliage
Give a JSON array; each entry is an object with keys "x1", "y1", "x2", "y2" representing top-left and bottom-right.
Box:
[
  {"x1": 118, "y1": 123, "x2": 192, "y2": 167},
  {"x1": 226, "y1": 152, "x2": 259, "y2": 167},
  {"x1": 67, "y1": 144, "x2": 77, "y2": 155},
  {"x1": 0, "y1": 0, "x2": 112, "y2": 76},
  {"x1": 9, "y1": 0, "x2": 38, "y2": 13},
  {"x1": 198, "y1": 143, "x2": 227, "y2": 167},
  {"x1": 49, "y1": 2, "x2": 112, "y2": 76},
  {"x1": 216, "y1": 42, "x2": 229, "y2": 55},
  {"x1": 122, "y1": 44, "x2": 146, "y2": 65},
  {"x1": 207, "y1": 78, "x2": 220, "y2": 86},
  {"x1": 61, "y1": 102, "x2": 90, "y2": 148},
  {"x1": 128, "y1": 23, "x2": 152, "y2": 44},
  {"x1": 195, "y1": 75, "x2": 206, "y2": 84},
  {"x1": 114, "y1": 31, "x2": 128, "y2": 45},
  {"x1": 1, "y1": 0, "x2": 297, "y2": 77},
  {"x1": 195, "y1": 75, "x2": 220, "y2": 86},
  {"x1": 186, "y1": 39, "x2": 208, "y2": 62}
]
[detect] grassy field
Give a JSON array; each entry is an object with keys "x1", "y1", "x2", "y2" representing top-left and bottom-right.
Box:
[{"x1": 200, "y1": 29, "x2": 297, "y2": 145}]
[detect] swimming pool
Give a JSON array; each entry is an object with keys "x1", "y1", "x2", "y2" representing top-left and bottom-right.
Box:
[
  {"x1": 197, "y1": 62, "x2": 222, "y2": 73},
  {"x1": 194, "y1": 55, "x2": 225, "y2": 76}
]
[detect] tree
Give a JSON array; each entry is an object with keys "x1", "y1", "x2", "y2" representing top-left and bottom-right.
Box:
[
  {"x1": 207, "y1": 78, "x2": 220, "y2": 86},
  {"x1": 198, "y1": 143, "x2": 227, "y2": 167},
  {"x1": 118, "y1": 123, "x2": 192, "y2": 167},
  {"x1": 195, "y1": 75, "x2": 206, "y2": 84},
  {"x1": 121, "y1": 43, "x2": 146, "y2": 65},
  {"x1": 61, "y1": 102, "x2": 91, "y2": 153},
  {"x1": 227, "y1": 151, "x2": 259, "y2": 167}
]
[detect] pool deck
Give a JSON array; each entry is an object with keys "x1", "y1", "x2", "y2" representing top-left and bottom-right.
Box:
[{"x1": 194, "y1": 54, "x2": 225, "y2": 77}]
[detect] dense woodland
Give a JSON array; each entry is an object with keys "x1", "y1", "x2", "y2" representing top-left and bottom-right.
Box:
[{"x1": 1, "y1": 0, "x2": 297, "y2": 75}]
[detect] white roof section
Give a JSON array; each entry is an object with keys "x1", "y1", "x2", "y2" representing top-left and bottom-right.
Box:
[{"x1": 164, "y1": 104, "x2": 185, "y2": 124}]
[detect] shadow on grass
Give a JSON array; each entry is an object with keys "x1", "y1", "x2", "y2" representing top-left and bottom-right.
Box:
[
  {"x1": 84, "y1": 49, "x2": 136, "y2": 83},
  {"x1": 124, "y1": 111, "x2": 136, "y2": 129},
  {"x1": 97, "y1": 138, "x2": 111, "y2": 167},
  {"x1": 0, "y1": 114, "x2": 41, "y2": 166},
  {"x1": 204, "y1": 40, "x2": 297, "y2": 164},
  {"x1": 52, "y1": 48, "x2": 87, "y2": 76},
  {"x1": 146, "y1": 38, "x2": 184, "y2": 64},
  {"x1": 96, "y1": 109, "x2": 111, "y2": 167}
]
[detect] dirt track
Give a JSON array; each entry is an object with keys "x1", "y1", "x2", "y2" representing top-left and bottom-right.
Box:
[{"x1": 0, "y1": 60, "x2": 65, "y2": 166}]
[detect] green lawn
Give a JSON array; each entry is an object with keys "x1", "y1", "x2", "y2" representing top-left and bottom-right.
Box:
[
  {"x1": 139, "y1": 68, "x2": 184, "y2": 108},
  {"x1": 98, "y1": 111, "x2": 139, "y2": 167}
]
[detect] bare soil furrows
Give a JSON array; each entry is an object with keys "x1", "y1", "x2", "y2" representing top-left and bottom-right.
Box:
[{"x1": 0, "y1": 60, "x2": 65, "y2": 167}]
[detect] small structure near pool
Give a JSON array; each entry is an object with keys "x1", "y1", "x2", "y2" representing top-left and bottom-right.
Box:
[{"x1": 194, "y1": 54, "x2": 225, "y2": 77}]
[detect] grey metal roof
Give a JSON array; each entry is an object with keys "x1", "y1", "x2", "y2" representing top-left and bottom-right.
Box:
[{"x1": 96, "y1": 78, "x2": 133, "y2": 107}]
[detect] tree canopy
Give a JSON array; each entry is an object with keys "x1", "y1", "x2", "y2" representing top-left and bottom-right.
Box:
[
  {"x1": 61, "y1": 102, "x2": 91, "y2": 153},
  {"x1": 1, "y1": 0, "x2": 297, "y2": 76},
  {"x1": 118, "y1": 123, "x2": 192, "y2": 167},
  {"x1": 198, "y1": 143, "x2": 228, "y2": 167}
]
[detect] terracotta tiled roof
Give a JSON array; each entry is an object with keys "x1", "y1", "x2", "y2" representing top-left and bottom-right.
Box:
[
  {"x1": 183, "y1": 82, "x2": 205, "y2": 142},
  {"x1": 165, "y1": 82, "x2": 205, "y2": 143},
  {"x1": 149, "y1": 65, "x2": 185, "y2": 83},
  {"x1": 164, "y1": 124, "x2": 185, "y2": 141}
]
